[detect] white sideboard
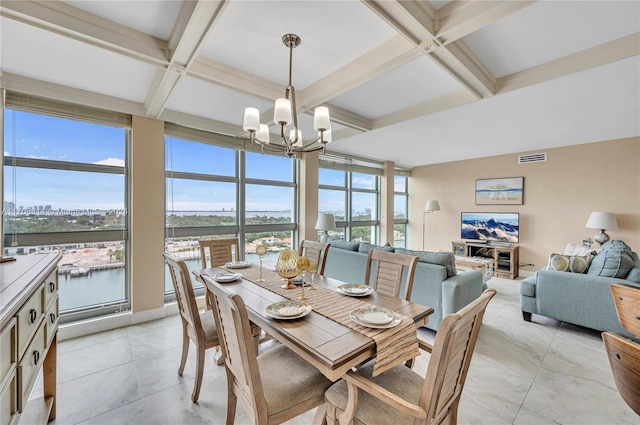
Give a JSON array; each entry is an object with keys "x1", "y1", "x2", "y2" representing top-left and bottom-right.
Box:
[{"x1": 1, "y1": 254, "x2": 60, "y2": 425}]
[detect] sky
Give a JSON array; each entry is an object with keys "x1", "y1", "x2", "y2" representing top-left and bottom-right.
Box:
[{"x1": 3, "y1": 110, "x2": 406, "y2": 215}]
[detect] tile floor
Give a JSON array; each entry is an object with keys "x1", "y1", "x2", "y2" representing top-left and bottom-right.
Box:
[{"x1": 39, "y1": 276, "x2": 638, "y2": 425}]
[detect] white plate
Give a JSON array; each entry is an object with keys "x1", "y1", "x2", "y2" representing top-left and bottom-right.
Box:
[
  {"x1": 349, "y1": 307, "x2": 401, "y2": 329},
  {"x1": 337, "y1": 284, "x2": 374, "y2": 297},
  {"x1": 225, "y1": 261, "x2": 250, "y2": 269},
  {"x1": 214, "y1": 273, "x2": 241, "y2": 283},
  {"x1": 266, "y1": 301, "x2": 312, "y2": 320}
]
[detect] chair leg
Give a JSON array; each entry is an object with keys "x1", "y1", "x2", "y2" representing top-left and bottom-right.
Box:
[
  {"x1": 225, "y1": 369, "x2": 237, "y2": 425},
  {"x1": 178, "y1": 331, "x2": 189, "y2": 376},
  {"x1": 215, "y1": 347, "x2": 224, "y2": 366},
  {"x1": 312, "y1": 403, "x2": 328, "y2": 425},
  {"x1": 192, "y1": 344, "x2": 205, "y2": 403}
]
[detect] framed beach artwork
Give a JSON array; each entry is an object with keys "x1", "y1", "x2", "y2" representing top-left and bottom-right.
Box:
[{"x1": 475, "y1": 177, "x2": 524, "y2": 205}]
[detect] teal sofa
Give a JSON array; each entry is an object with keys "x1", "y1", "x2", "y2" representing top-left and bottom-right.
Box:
[
  {"x1": 519, "y1": 240, "x2": 640, "y2": 337},
  {"x1": 322, "y1": 240, "x2": 485, "y2": 331}
]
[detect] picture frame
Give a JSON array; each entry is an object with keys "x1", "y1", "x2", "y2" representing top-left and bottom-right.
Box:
[{"x1": 475, "y1": 177, "x2": 524, "y2": 205}]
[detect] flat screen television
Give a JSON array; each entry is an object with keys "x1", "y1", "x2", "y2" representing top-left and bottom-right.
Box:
[{"x1": 461, "y1": 212, "x2": 519, "y2": 243}]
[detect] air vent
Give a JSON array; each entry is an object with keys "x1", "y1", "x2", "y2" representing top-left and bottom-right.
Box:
[{"x1": 519, "y1": 153, "x2": 547, "y2": 164}]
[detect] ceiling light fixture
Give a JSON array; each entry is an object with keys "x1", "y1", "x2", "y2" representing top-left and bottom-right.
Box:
[{"x1": 243, "y1": 34, "x2": 331, "y2": 157}]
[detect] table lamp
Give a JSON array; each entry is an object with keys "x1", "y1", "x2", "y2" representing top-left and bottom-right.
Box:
[
  {"x1": 585, "y1": 211, "x2": 618, "y2": 245},
  {"x1": 315, "y1": 213, "x2": 336, "y2": 243}
]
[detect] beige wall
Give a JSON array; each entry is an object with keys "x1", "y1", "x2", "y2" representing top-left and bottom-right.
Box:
[{"x1": 409, "y1": 138, "x2": 640, "y2": 273}]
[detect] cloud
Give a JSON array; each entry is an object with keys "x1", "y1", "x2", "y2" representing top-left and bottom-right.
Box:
[
  {"x1": 3, "y1": 151, "x2": 8, "y2": 156},
  {"x1": 94, "y1": 158, "x2": 125, "y2": 167}
]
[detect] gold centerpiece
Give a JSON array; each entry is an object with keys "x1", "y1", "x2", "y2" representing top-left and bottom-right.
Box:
[{"x1": 276, "y1": 249, "x2": 300, "y2": 289}]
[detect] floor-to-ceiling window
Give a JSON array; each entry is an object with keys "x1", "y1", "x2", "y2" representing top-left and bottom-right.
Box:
[
  {"x1": 318, "y1": 154, "x2": 381, "y2": 243},
  {"x1": 164, "y1": 126, "x2": 297, "y2": 296},
  {"x1": 394, "y1": 173, "x2": 409, "y2": 248},
  {"x1": 2, "y1": 93, "x2": 130, "y2": 323}
]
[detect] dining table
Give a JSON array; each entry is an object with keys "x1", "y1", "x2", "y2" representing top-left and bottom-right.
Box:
[{"x1": 194, "y1": 262, "x2": 434, "y2": 382}]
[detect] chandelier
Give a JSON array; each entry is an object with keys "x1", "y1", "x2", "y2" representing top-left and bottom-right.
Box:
[{"x1": 242, "y1": 34, "x2": 331, "y2": 157}]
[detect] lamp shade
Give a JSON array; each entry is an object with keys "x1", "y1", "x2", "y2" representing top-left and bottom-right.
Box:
[
  {"x1": 425, "y1": 200, "x2": 440, "y2": 212},
  {"x1": 315, "y1": 213, "x2": 337, "y2": 231},
  {"x1": 586, "y1": 212, "x2": 618, "y2": 230}
]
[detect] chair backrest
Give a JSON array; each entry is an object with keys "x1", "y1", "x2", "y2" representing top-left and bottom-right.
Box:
[
  {"x1": 207, "y1": 278, "x2": 269, "y2": 423},
  {"x1": 420, "y1": 288, "x2": 497, "y2": 424},
  {"x1": 602, "y1": 332, "x2": 640, "y2": 415},
  {"x1": 364, "y1": 249, "x2": 418, "y2": 300},
  {"x1": 199, "y1": 238, "x2": 240, "y2": 268},
  {"x1": 610, "y1": 283, "x2": 640, "y2": 337},
  {"x1": 163, "y1": 253, "x2": 204, "y2": 343},
  {"x1": 298, "y1": 240, "x2": 330, "y2": 275}
]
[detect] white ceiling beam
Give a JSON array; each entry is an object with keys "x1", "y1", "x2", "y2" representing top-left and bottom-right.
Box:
[
  {"x1": 436, "y1": 1, "x2": 535, "y2": 44},
  {"x1": 0, "y1": 0, "x2": 168, "y2": 66},
  {"x1": 189, "y1": 58, "x2": 283, "y2": 101},
  {"x1": 498, "y1": 33, "x2": 640, "y2": 94},
  {"x1": 362, "y1": 0, "x2": 496, "y2": 99},
  {"x1": 373, "y1": 91, "x2": 478, "y2": 129},
  {"x1": 144, "y1": 0, "x2": 228, "y2": 118},
  {"x1": 298, "y1": 36, "x2": 421, "y2": 110}
]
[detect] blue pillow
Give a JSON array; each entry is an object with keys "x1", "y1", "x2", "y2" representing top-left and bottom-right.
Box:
[
  {"x1": 395, "y1": 248, "x2": 457, "y2": 278},
  {"x1": 358, "y1": 242, "x2": 394, "y2": 253},
  {"x1": 587, "y1": 240, "x2": 634, "y2": 278},
  {"x1": 327, "y1": 238, "x2": 359, "y2": 251}
]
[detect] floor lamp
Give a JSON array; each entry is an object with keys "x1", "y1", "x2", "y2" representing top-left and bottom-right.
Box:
[{"x1": 423, "y1": 200, "x2": 440, "y2": 250}]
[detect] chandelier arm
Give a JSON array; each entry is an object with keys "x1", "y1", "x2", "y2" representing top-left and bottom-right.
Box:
[{"x1": 289, "y1": 84, "x2": 299, "y2": 145}]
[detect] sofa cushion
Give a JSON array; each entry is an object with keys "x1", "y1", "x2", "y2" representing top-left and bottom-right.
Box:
[
  {"x1": 395, "y1": 248, "x2": 457, "y2": 278},
  {"x1": 357, "y1": 242, "x2": 395, "y2": 253},
  {"x1": 587, "y1": 240, "x2": 635, "y2": 278},
  {"x1": 547, "y1": 253, "x2": 594, "y2": 274},
  {"x1": 327, "y1": 238, "x2": 359, "y2": 251}
]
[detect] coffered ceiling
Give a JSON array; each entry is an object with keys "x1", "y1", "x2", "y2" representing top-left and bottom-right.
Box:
[{"x1": 1, "y1": 1, "x2": 638, "y2": 167}]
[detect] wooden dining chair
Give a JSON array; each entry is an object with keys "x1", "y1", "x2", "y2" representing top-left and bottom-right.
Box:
[
  {"x1": 163, "y1": 253, "x2": 220, "y2": 403},
  {"x1": 206, "y1": 277, "x2": 333, "y2": 425},
  {"x1": 602, "y1": 332, "x2": 640, "y2": 415},
  {"x1": 323, "y1": 288, "x2": 497, "y2": 425},
  {"x1": 364, "y1": 250, "x2": 419, "y2": 300},
  {"x1": 199, "y1": 238, "x2": 240, "y2": 268},
  {"x1": 299, "y1": 240, "x2": 330, "y2": 275},
  {"x1": 610, "y1": 283, "x2": 640, "y2": 337}
]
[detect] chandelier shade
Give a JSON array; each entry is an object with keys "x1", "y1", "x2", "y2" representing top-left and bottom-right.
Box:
[{"x1": 242, "y1": 34, "x2": 332, "y2": 157}]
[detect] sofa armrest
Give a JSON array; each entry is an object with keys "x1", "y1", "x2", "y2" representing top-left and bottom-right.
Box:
[{"x1": 441, "y1": 270, "x2": 484, "y2": 316}]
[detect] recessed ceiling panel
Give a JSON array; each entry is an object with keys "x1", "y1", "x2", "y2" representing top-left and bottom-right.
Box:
[
  {"x1": 62, "y1": 0, "x2": 182, "y2": 40},
  {"x1": 201, "y1": 0, "x2": 398, "y2": 88},
  {"x1": 0, "y1": 18, "x2": 157, "y2": 103},
  {"x1": 330, "y1": 56, "x2": 465, "y2": 119},
  {"x1": 463, "y1": 1, "x2": 640, "y2": 77}
]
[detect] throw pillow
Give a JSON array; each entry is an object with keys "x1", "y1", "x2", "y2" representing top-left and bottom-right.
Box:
[
  {"x1": 374, "y1": 242, "x2": 395, "y2": 252},
  {"x1": 326, "y1": 238, "x2": 359, "y2": 251},
  {"x1": 562, "y1": 243, "x2": 597, "y2": 257},
  {"x1": 395, "y1": 248, "x2": 457, "y2": 278},
  {"x1": 547, "y1": 253, "x2": 594, "y2": 274},
  {"x1": 587, "y1": 240, "x2": 635, "y2": 278}
]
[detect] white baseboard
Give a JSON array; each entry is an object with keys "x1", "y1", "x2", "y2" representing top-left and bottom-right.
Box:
[
  {"x1": 518, "y1": 269, "x2": 536, "y2": 278},
  {"x1": 59, "y1": 301, "x2": 180, "y2": 341}
]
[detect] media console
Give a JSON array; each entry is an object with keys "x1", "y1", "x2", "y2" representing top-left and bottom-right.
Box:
[{"x1": 452, "y1": 240, "x2": 519, "y2": 279}]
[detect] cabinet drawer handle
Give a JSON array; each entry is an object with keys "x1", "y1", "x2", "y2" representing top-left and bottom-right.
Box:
[
  {"x1": 50, "y1": 313, "x2": 56, "y2": 324},
  {"x1": 49, "y1": 281, "x2": 56, "y2": 293},
  {"x1": 29, "y1": 309, "x2": 37, "y2": 324},
  {"x1": 32, "y1": 350, "x2": 40, "y2": 365}
]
